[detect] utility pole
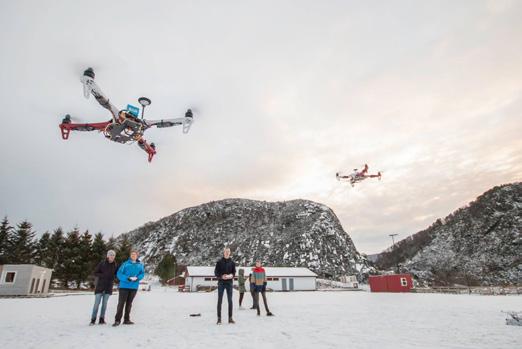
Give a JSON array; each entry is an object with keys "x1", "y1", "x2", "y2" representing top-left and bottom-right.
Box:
[
  {"x1": 389, "y1": 233, "x2": 400, "y2": 274},
  {"x1": 389, "y1": 233, "x2": 398, "y2": 247}
]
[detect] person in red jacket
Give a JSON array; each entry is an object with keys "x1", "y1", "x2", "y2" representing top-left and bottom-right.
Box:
[{"x1": 251, "y1": 260, "x2": 274, "y2": 317}]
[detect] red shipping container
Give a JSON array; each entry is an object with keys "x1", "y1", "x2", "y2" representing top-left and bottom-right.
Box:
[{"x1": 369, "y1": 274, "x2": 413, "y2": 292}]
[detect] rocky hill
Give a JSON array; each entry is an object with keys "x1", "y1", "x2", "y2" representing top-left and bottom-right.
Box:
[
  {"x1": 122, "y1": 199, "x2": 370, "y2": 279},
  {"x1": 376, "y1": 183, "x2": 522, "y2": 286}
]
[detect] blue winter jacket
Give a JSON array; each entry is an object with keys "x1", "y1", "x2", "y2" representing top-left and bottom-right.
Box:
[{"x1": 117, "y1": 259, "x2": 145, "y2": 290}]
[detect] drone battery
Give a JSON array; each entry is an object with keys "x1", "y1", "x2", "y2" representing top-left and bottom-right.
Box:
[{"x1": 127, "y1": 104, "x2": 140, "y2": 117}]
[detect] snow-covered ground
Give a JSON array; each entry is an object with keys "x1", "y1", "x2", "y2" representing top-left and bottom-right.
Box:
[{"x1": 1, "y1": 289, "x2": 520, "y2": 349}]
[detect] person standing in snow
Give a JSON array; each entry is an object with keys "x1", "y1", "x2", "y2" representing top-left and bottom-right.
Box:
[
  {"x1": 252, "y1": 260, "x2": 274, "y2": 317},
  {"x1": 249, "y1": 271, "x2": 256, "y2": 309},
  {"x1": 90, "y1": 250, "x2": 118, "y2": 325},
  {"x1": 237, "y1": 268, "x2": 247, "y2": 308},
  {"x1": 113, "y1": 250, "x2": 145, "y2": 326},
  {"x1": 214, "y1": 247, "x2": 236, "y2": 324}
]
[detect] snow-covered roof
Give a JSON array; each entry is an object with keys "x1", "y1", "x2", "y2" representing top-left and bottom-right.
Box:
[{"x1": 185, "y1": 266, "x2": 317, "y2": 277}]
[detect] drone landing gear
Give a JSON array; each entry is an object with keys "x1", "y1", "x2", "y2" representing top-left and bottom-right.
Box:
[
  {"x1": 138, "y1": 139, "x2": 157, "y2": 162},
  {"x1": 59, "y1": 115, "x2": 72, "y2": 139},
  {"x1": 61, "y1": 127, "x2": 71, "y2": 140}
]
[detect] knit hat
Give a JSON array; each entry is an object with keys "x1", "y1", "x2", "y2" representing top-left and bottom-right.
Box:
[{"x1": 107, "y1": 250, "x2": 116, "y2": 257}]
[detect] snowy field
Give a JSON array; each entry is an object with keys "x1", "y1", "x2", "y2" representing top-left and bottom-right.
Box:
[{"x1": 0, "y1": 289, "x2": 520, "y2": 349}]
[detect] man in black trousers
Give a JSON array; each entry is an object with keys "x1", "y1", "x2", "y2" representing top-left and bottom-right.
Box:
[
  {"x1": 214, "y1": 247, "x2": 236, "y2": 325},
  {"x1": 113, "y1": 250, "x2": 145, "y2": 326}
]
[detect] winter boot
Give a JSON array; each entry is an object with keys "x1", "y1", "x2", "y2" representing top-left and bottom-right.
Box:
[
  {"x1": 216, "y1": 318, "x2": 222, "y2": 325},
  {"x1": 89, "y1": 319, "x2": 96, "y2": 326},
  {"x1": 99, "y1": 318, "x2": 106, "y2": 325},
  {"x1": 267, "y1": 312, "x2": 274, "y2": 316},
  {"x1": 123, "y1": 320, "x2": 135, "y2": 325},
  {"x1": 228, "y1": 317, "x2": 235, "y2": 324},
  {"x1": 112, "y1": 321, "x2": 120, "y2": 327}
]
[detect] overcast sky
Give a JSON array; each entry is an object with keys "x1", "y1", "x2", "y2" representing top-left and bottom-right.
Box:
[{"x1": 0, "y1": 0, "x2": 520, "y2": 254}]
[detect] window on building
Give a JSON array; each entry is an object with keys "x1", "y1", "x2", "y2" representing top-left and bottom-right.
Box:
[
  {"x1": 30, "y1": 278, "x2": 36, "y2": 293},
  {"x1": 400, "y1": 277, "x2": 408, "y2": 287},
  {"x1": 35, "y1": 279, "x2": 40, "y2": 293},
  {"x1": 212, "y1": 278, "x2": 218, "y2": 281},
  {"x1": 204, "y1": 278, "x2": 211, "y2": 281},
  {"x1": 4, "y1": 272, "x2": 16, "y2": 283},
  {"x1": 273, "y1": 278, "x2": 279, "y2": 281}
]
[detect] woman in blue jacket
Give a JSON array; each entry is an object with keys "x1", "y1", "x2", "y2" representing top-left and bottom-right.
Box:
[{"x1": 113, "y1": 250, "x2": 145, "y2": 326}]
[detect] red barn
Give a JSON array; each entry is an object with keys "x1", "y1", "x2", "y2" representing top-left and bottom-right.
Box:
[{"x1": 369, "y1": 274, "x2": 413, "y2": 292}]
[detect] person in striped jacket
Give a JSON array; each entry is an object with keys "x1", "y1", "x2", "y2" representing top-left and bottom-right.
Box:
[{"x1": 251, "y1": 260, "x2": 274, "y2": 317}]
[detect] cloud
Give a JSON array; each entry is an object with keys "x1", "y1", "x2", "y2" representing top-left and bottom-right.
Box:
[{"x1": 0, "y1": 1, "x2": 521, "y2": 254}]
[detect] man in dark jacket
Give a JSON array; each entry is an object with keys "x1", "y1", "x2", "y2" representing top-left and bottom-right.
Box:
[
  {"x1": 90, "y1": 250, "x2": 118, "y2": 325},
  {"x1": 214, "y1": 247, "x2": 236, "y2": 325}
]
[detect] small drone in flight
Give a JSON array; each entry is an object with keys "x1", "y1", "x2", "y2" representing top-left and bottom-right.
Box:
[
  {"x1": 336, "y1": 164, "x2": 382, "y2": 187},
  {"x1": 59, "y1": 67, "x2": 194, "y2": 162}
]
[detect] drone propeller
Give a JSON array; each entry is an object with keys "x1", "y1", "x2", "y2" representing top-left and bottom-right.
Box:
[
  {"x1": 188, "y1": 106, "x2": 201, "y2": 116},
  {"x1": 60, "y1": 114, "x2": 84, "y2": 124},
  {"x1": 71, "y1": 63, "x2": 104, "y2": 77},
  {"x1": 185, "y1": 102, "x2": 207, "y2": 119}
]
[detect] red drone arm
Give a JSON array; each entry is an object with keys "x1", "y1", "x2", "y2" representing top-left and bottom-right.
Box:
[{"x1": 59, "y1": 121, "x2": 111, "y2": 140}]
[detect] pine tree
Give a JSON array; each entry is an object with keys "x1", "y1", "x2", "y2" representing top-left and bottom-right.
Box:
[
  {"x1": 106, "y1": 236, "x2": 118, "y2": 251},
  {"x1": 91, "y1": 232, "x2": 107, "y2": 265},
  {"x1": 9, "y1": 220, "x2": 36, "y2": 263},
  {"x1": 48, "y1": 228, "x2": 66, "y2": 285},
  {"x1": 0, "y1": 216, "x2": 14, "y2": 264},
  {"x1": 154, "y1": 253, "x2": 177, "y2": 284},
  {"x1": 116, "y1": 235, "x2": 133, "y2": 265},
  {"x1": 35, "y1": 231, "x2": 51, "y2": 266},
  {"x1": 62, "y1": 228, "x2": 82, "y2": 289},
  {"x1": 78, "y1": 230, "x2": 93, "y2": 287}
]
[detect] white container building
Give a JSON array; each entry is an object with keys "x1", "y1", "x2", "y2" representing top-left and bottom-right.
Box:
[
  {"x1": 0, "y1": 264, "x2": 53, "y2": 297},
  {"x1": 184, "y1": 266, "x2": 317, "y2": 292}
]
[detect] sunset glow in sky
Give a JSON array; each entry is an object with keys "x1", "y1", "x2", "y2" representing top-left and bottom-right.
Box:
[{"x1": 1, "y1": 0, "x2": 521, "y2": 253}]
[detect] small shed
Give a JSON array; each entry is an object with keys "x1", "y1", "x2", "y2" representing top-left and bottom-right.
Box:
[
  {"x1": 0, "y1": 264, "x2": 53, "y2": 297},
  {"x1": 184, "y1": 266, "x2": 317, "y2": 292},
  {"x1": 339, "y1": 275, "x2": 359, "y2": 288},
  {"x1": 369, "y1": 274, "x2": 413, "y2": 293}
]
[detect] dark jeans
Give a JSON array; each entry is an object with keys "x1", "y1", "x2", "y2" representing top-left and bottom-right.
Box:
[
  {"x1": 217, "y1": 281, "x2": 233, "y2": 319},
  {"x1": 250, "y1": 284, "x2": 256, "y2": 307},
  {"x1": 254, "y1": 290, "x2": 270, "y2": 315},
  {"x1": 115, "y1": 288, "x2": 137, "y2": 322},
  {"x1": 239, "y1": 292, "x2": 244, "y2": 306}
]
